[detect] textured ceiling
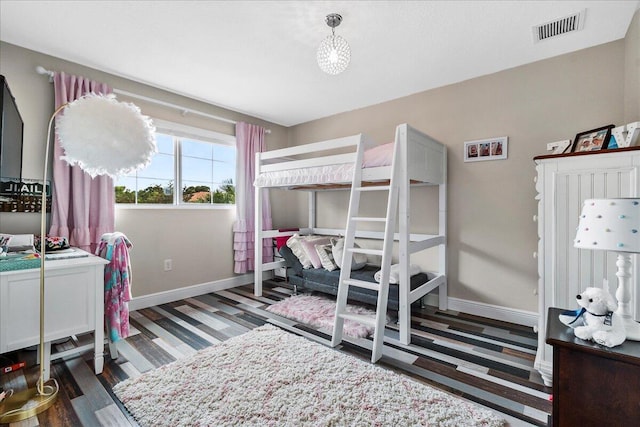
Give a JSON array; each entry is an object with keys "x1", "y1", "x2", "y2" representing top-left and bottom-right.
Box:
[{"x1": 1, "y1": 1, "x2": 638, "y2": 126}]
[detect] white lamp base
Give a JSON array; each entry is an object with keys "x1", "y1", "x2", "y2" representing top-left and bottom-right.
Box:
[{"x1": 614, "y1": 253, "x2": 640, "y2": 341}]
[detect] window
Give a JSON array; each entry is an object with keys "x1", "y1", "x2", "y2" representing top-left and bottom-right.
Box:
[{"x1": 115, "y1": 120, "x2": 236, "y2": 207}]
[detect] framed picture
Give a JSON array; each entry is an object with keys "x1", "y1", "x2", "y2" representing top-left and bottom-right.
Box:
[
  {"x1": 546, "y1": 139, "x2": 572, "y2": 154},
  {"x1": 571, "y1": 125, "x2": 614, "y2": 153},
  {"x1": 464, "y1": 136, "x2": 508, "y2": 162}
]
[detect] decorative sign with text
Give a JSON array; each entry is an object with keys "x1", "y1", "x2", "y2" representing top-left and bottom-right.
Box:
[{"x1": 0, "y1": 178, "x2": 51, "y2": 213}]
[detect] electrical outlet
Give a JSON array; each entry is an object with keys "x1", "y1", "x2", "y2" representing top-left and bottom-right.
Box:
[{"x1": 164, "y1": 259, "x2": 172, "y2": 271}]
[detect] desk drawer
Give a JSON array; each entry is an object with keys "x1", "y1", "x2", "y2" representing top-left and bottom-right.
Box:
[{"x1": 0, "y1": 266, "x2": 97, "y2": 353}]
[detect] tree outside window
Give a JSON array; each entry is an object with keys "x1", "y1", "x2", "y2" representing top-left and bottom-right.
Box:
[{"x1": 115, "y1": 125, "x2": 236, "y2": 206}]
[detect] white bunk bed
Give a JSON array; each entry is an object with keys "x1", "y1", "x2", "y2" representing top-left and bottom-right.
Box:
[{"x1": 254, "y1": 123, "x2": 447, "y2": 354}]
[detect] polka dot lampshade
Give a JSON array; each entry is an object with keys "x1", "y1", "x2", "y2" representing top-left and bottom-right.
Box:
[{"x1": 574, "y1": 198, "x2": 640, "y2": 253}]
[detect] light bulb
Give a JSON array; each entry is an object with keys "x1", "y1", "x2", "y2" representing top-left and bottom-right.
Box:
[{"x1": 329, "y1": 49, "x2": 339, "y2": 64}]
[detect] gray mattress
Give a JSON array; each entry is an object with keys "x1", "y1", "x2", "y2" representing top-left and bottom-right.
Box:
[{"x1": 287, "y1": 265, "x2": 429, "y2": 311}]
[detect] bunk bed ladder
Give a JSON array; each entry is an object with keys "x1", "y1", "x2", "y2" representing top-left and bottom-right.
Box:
[{"x1": 331, "y1": 141, "x2": 400, "y2": 363}]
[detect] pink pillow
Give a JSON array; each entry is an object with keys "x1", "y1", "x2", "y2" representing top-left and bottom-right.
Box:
[
  {"x1": 300, "y1": 237, "x2": 331, "y2": 269},
  {"x1": 363, "y1": 142, "x2": 394, "y2": 168}
]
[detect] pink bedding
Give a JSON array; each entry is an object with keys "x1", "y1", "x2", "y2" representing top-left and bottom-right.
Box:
[{"x1": 362, "y1": 142, "x2": 393, "y2": 168}]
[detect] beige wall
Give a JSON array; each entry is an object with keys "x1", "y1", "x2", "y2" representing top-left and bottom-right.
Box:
[
  {"x1": 625, "y1": 8, "x2": 640, "y2": 122},
  {"x1": 286, "y1": 39, "x2": 630, "y2": 313},
  {"x1": 0, "y1": 42, "x2": 288, "y2": 298}
]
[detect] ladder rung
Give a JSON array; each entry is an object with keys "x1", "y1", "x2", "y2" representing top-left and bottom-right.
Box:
[
  {"x1": 355, "y1": 185, "x2": 391, "y2": 192},
  {"x1": 338, "y1": 313, "x2": 377, "y2": 327},
  {"x1": 343, "y1": 278, "x2": 380, "y2": 291},
  {"x1": 351, "y1": 216, "x2": 386, "y2": 223},
  {"x1": 348, "y1": 248, "x2": 384, "y2": 256}
]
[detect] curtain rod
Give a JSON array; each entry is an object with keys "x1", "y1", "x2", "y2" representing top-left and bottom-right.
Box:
[{"x1": 36, "y1": 66, "x2": 271, "y2": 134}]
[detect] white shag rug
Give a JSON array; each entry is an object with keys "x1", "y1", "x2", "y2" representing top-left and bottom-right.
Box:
[
  {"x1": 266, "y1": 294, "x2": 382, "y2": 338},
  {"x1": 114, "y1": 325, "x2": 506, "y2": 427}
]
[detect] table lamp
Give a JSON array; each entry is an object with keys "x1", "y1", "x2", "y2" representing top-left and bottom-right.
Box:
[
  {"x1": 574, "y1": 198, "x2": 640, "y2": 340},
  {"x1": 0, "y1": 93, "x2": 155, "y2": 422}
]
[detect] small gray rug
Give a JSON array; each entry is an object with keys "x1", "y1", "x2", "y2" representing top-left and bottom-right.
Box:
[{"x1": 114, "y1": 325, "x2": 506, "y2": 427}]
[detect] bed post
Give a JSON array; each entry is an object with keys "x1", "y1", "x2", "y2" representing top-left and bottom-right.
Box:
[
  {"x1": 309, "y1": 191, "x2": 316, "y2": 231},
  {"x1": 438, "y1": 152, "x2": 448, "y2": 310},
  {"x1": 397, "y1": 124, "x2": 412, "y2": 345},
  {"x1": 255, "y1": 152, "x2": 263, "y2": 297}
]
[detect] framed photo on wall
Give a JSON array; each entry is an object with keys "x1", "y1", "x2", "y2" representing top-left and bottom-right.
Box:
[
  {"x1": 571, "y1": 125, "x2": 614, "y2": 153},
  {"x1": 464, "y1": 136, "x2": 508, "y2": 162}
]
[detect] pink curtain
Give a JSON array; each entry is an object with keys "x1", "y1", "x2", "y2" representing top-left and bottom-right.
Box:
[
  {"x1": 233, "y1": 122, "x2": 273, "y2": 273},
  {"x1": 48, "y1": 72, "x2": 115, "y2": 253}
]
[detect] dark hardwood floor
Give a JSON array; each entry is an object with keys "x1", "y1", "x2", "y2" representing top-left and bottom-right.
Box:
[{"x1": 1, "y1": 280, "x2": 551, "y2": 426}]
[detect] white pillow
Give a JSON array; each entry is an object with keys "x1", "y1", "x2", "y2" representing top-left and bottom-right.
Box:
[
  {"x1": 331, "y1": 237, "x2": 367, "y2": 271},
  {"x1": 300, "y1": 237, "x2": 331, "y2": 269},
  {"x1": 286, "y1": 234, "x2": 331, "y2": 269},
  {"x1": 315, "y1": 243, "x2": 338, "y2": 271},
  {"x1": 286, "y1": 234, "x2": 312, "y2": 268}
]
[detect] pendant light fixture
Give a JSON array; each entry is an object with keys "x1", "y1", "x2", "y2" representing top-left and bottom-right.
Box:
[{"x1": 317, "y1": 13, "x2": 350, "y2": 75}]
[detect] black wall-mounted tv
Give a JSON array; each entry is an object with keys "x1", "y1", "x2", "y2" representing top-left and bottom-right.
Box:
[{"x1": 0, "y1": 75, "x2": 24, "y2": 180}]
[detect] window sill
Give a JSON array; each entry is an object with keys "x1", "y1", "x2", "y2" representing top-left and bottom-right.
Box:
[{"x1": 116, "y1": 204, "x2": 235, "y2": 210}]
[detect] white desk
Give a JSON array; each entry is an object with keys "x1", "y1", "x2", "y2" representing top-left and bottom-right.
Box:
[{"x1": 0, "y1": 250, "x2": 108, "y2": 379}]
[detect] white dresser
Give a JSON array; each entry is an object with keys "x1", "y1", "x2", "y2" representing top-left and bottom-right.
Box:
[
  {"x1": 0, "y1": 251, "x2": 108, "y2": 379},
  {"x1": 534, "y1": 147, "x2": 640, "y2": 386}
]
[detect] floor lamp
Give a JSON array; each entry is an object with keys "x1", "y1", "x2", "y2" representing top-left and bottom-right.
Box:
[
  {"x1": 0, "y1": 93, "x2": 155, "y2": 422},
  {"x1": 574, "y1": 198, "x2": 640, "y2": 340}
]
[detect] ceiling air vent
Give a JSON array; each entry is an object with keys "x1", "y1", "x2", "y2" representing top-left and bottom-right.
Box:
[{"x1": 532, "y1": 10, "x2": 586, "y2": 43}]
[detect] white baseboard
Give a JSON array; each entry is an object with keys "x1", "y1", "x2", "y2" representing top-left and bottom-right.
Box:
[
  {"x1": 423, "y1": 294, "x2": 538, "y2": 328},
  {"x1": 130, "y1": 276, "x2": 538, "y2": 329},
  {"x1": 128, "y1": 273, "x2": 255, "y2": 311}
]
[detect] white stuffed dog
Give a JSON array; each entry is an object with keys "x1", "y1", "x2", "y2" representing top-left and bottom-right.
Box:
[{"x1": 573, "y1": 287, "x2": 626, "y2": 348}]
